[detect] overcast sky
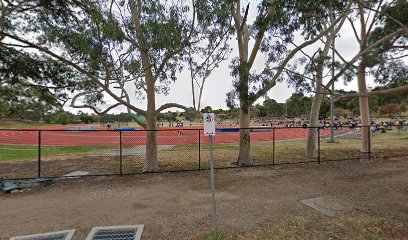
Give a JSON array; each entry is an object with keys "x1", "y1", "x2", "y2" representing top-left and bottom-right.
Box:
[{"x1": 66, "y1": 2, "x2": 389, "y2": 114}]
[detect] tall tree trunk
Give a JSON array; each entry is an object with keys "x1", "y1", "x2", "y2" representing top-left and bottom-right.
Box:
[
  {"x1": 357, "y1": 64, "x2": 370, "y2": 152},
  {"x1": 305, "y1": 4, "x2": 345, "y2": 158},
  {"x1": 197, "y1": 80, "x2": 205, "y2": 116},
  {"x1": 306, "y1": 93, "x2": 324, "y2": 158},
  {"x1": 305, "y1": 22, "x2": 336, "y2": 159},
  {"x1": 237, "y1": 65, "x2": 253, "y2": 166},
  {"x1": 144, "y1": 74, "x2": 159, "y2": 172},
  {"x1": 237, "y1": 23, "x2": 253, "y2": 166},
  {"x1": 191, "y1": 77, "x2": 196, "y2": 112},
  {"x1": 357, "y1": 6, "x2": 370, "y2": 153},
  {"x1": 129, "y1": 0, "x2": 159, "y2": 171},
  {"x1": 192, "y1": 75, "x2": 200, "y2": 121},
  {"x1": 238, "y1": 99, "x2": 252, "y2": 166}
]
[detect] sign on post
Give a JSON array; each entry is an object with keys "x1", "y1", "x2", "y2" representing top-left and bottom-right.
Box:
[
  {"x1": 203, "y1": 113, "x2": 216, "y2": 136},
  {"x1": 203, "y1": 112, "x2": 217, "y2": 230}
]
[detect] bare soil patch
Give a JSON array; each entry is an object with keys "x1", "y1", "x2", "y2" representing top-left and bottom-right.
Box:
[{"x1": 0, "y1": 157, "x2": 407, "y2": 240}]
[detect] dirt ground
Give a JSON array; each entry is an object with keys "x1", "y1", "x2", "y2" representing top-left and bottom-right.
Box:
[{"x1": 0, "y1": 157, "x2": 407, "y2": 240}]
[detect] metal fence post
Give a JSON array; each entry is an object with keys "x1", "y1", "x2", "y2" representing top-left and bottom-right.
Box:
[
  {"x1": 272, "y1": 128, "x2": 275, "y2": 166},
  {"x1": 38, "y1": 130, "x2": 41, "y2": 178},
  {"x1": 198, "y1": 129, "x2": 201, "y2": 170},
  {"x1": 368, "y1": 126, "x2": 371, "y2": 160},
  {"x1": 317, "y1": 127, "x2": 321, "y2": 164},
  {"x1": 119, "y1": 131, "x2": 123, "y2": 175}
]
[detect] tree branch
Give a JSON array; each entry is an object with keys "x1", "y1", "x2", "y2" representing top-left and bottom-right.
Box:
[
  {"x1": 239, "y1": 3, "x2": 250, "y2": 32},
  {"x1": 0, "y1": 31, "x2": 147, "y2": 116},
  {"x1": 231, "y1": 2, "x2": 245, "y2": 61},
  {"x1": 70, "y1": 91, "x2": 123, "y2": 115},
  {"x1": 334, "y1": 85, "x2": 408, "y2": 102},
  {"x1": 325, "y1": 27, "x2": 407, "y2": 89},
  {"x1": 249, "y1": 3, "x2": 351, "y2": 103},
  {"x1": 348, "y1": 16, "x2": 361, "y2": 42},
  {"x1": 247, "y1": 5, "x2": 275, "y2": 66},
  {"x1": 156, "y1": 103, "x2": 189, "y2": 114},
  {"x1": 366, "y1": 0, "x2": 384, "y2": 35}
]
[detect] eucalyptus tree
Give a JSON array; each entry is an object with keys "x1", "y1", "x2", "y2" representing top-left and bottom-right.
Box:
[
  {"x1": 0, "y1": 46, "x2": 77, "y2": 119},
  {"x1": 188, "y1": 1, "x2": 232, "y2": 118},
  {"x1": 283, "y1": 0, "x2": 349, "y2": 158},
  {"x1": 288, "y1": 0, "x2": 407, "y2": 157},
  {"x1": 0, "y1": 2, "x2": 84, "y2": 119},
  {"x1": 0, "y1": 0, "x2": 221, "y2": 171},
  {"x1": 348, "y1": 0, "x2": 396, "y2": 151},
  {"x1": 335, "y1": 0, "x2": 407, "y2": 152},
  {"x1": 332, "y1": 0, "x2": 408, "y2": 103},
  {"x1": 226, "y1": 0, "x2": 351, "y2": 166}
]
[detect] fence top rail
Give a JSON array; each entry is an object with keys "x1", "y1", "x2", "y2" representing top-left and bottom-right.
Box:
[
  {"x1": 0, "y1": 125, "x2": 373, "y2": 132},
  {"x1": 0, "y1": 128, "x2": 202, "y2": 132}
]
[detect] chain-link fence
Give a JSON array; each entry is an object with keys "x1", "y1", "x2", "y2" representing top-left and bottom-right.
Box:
[{"x1": 0, "y1": 125, "x2": 406, "y2": 179}]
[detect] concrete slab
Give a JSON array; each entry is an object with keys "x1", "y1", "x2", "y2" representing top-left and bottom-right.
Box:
[
  {"x1": 93, "y1": 145, "x2": 174, "y2": 156},
  {"x1": 64, "y1": 171, "x2": 90, "y2": 178},
  {"x1": 300, "y1": 196, "x2": 352, "y2": 217}
]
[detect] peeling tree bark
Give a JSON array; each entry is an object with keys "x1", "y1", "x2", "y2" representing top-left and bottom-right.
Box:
[
  {"x1": 306, "y1": 93, "x2": 324, "y2": 158},
  {"x1": 357, "y1": 64, "x2": 371, "y2": 152},
  {"x1": 357, "y1": 5, "x2": 371, "y2": 153}
]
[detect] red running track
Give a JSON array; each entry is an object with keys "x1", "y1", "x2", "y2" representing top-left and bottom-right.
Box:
[{"x1": 0, "y1": 127, "x2": 346, "y2": 146}]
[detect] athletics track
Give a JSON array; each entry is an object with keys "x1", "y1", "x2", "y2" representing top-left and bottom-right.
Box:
[{"x1": 0, "y1": 125, "x2": 346, "y2": 146}]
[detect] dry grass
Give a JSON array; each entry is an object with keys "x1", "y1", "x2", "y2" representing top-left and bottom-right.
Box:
[
  {"x1": 242, "y1": 212, "x2": 407, "y2": 240},
  {"x1": 191, "y1": 212, "x2": 407, "y2": 240}
]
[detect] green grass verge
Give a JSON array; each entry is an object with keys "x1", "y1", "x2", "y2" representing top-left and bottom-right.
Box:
[
  {"x1": 0, "y1": 121, "x2": 58, "y2": 129},
  {"x1": 192, "y1": 230, "x2": 231, "y2": 240},
  {"x1": 192, "y1": 212, "x2": 407, "y2": 240},
  {"x1": 253, "y1": 212, "x2": 407, "y2": 240},
  {"x1": 0, "y1": 145, "x2": 114, "y2": 162}
]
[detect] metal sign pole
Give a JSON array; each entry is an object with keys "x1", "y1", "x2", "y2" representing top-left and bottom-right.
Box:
[
  {"x1": 203, "y1": 112, "x2": 217, "y2": 230},
  {"x1": 209, "y1": 134, "x2": 217, "y2": 230}
]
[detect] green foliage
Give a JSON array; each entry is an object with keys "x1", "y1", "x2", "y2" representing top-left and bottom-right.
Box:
[
  {"x1": 2, "y1": 0, "x2": 225, "y2": 121},
  {"x1": 286, "y1": 92, "x2": 313, "y2": 117},
  {"x1": 373, "y1": 61, "x2": 408, "y2": 86},
  {"x1": 78, "y1": 112, "x2": 98, "y2": 124},
  {"x1": 227, "y1": 0, "x2": 350, "y2": 115},
  {"x1": 336, "y1": 80, "x2": 408, "y2": 116},
  {"x1": 55, "y1": 111, "x2": 77, "y2": 125},
  {"x1": 99, "y1": 113, "x2": 133, "y2": 123},
  {"x1": 180, "y1": 107, "x2": 198, "y2": 121},
  {"x1": 157, "y1": 112, "x2": 177, "y2": 122},
  {"x1": 201, "y1": 106, "x2": 213, "y2": 113},
  {"x1": 0, "y1": 46, "x2": 79, "y2": 120},
  {"x1": 363, "y1": 1, "x2": 408, "y2": 81},
  {"x1": 251, "y1": 104, "x2": 267, "y2": 118},
  {"x1": 368, "y1": 0, "x2": 408, "y2": 55},
  {"x1": 263, "y1": 98, "x2": 284, "y2": 117}
]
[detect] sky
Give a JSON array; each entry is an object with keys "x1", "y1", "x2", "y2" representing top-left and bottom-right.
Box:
[{"x1": 65, "y1": 1, "x2": 388, "y2": 114}]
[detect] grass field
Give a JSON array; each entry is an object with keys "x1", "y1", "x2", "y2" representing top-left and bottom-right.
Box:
[
  {"x1": 0, "y1": 120, "x2": 58, "y2": 129},
  {"x1": 160, "y1": 129, "x2": 408, "y2": 169},
  {"x1": 0, "y1": 145, "x2": 114, "y2": 162}
]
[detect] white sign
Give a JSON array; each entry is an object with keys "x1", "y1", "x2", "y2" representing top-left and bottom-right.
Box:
[{"x1": 203, "y1": 113, "x2": 216, "y2": 136}]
